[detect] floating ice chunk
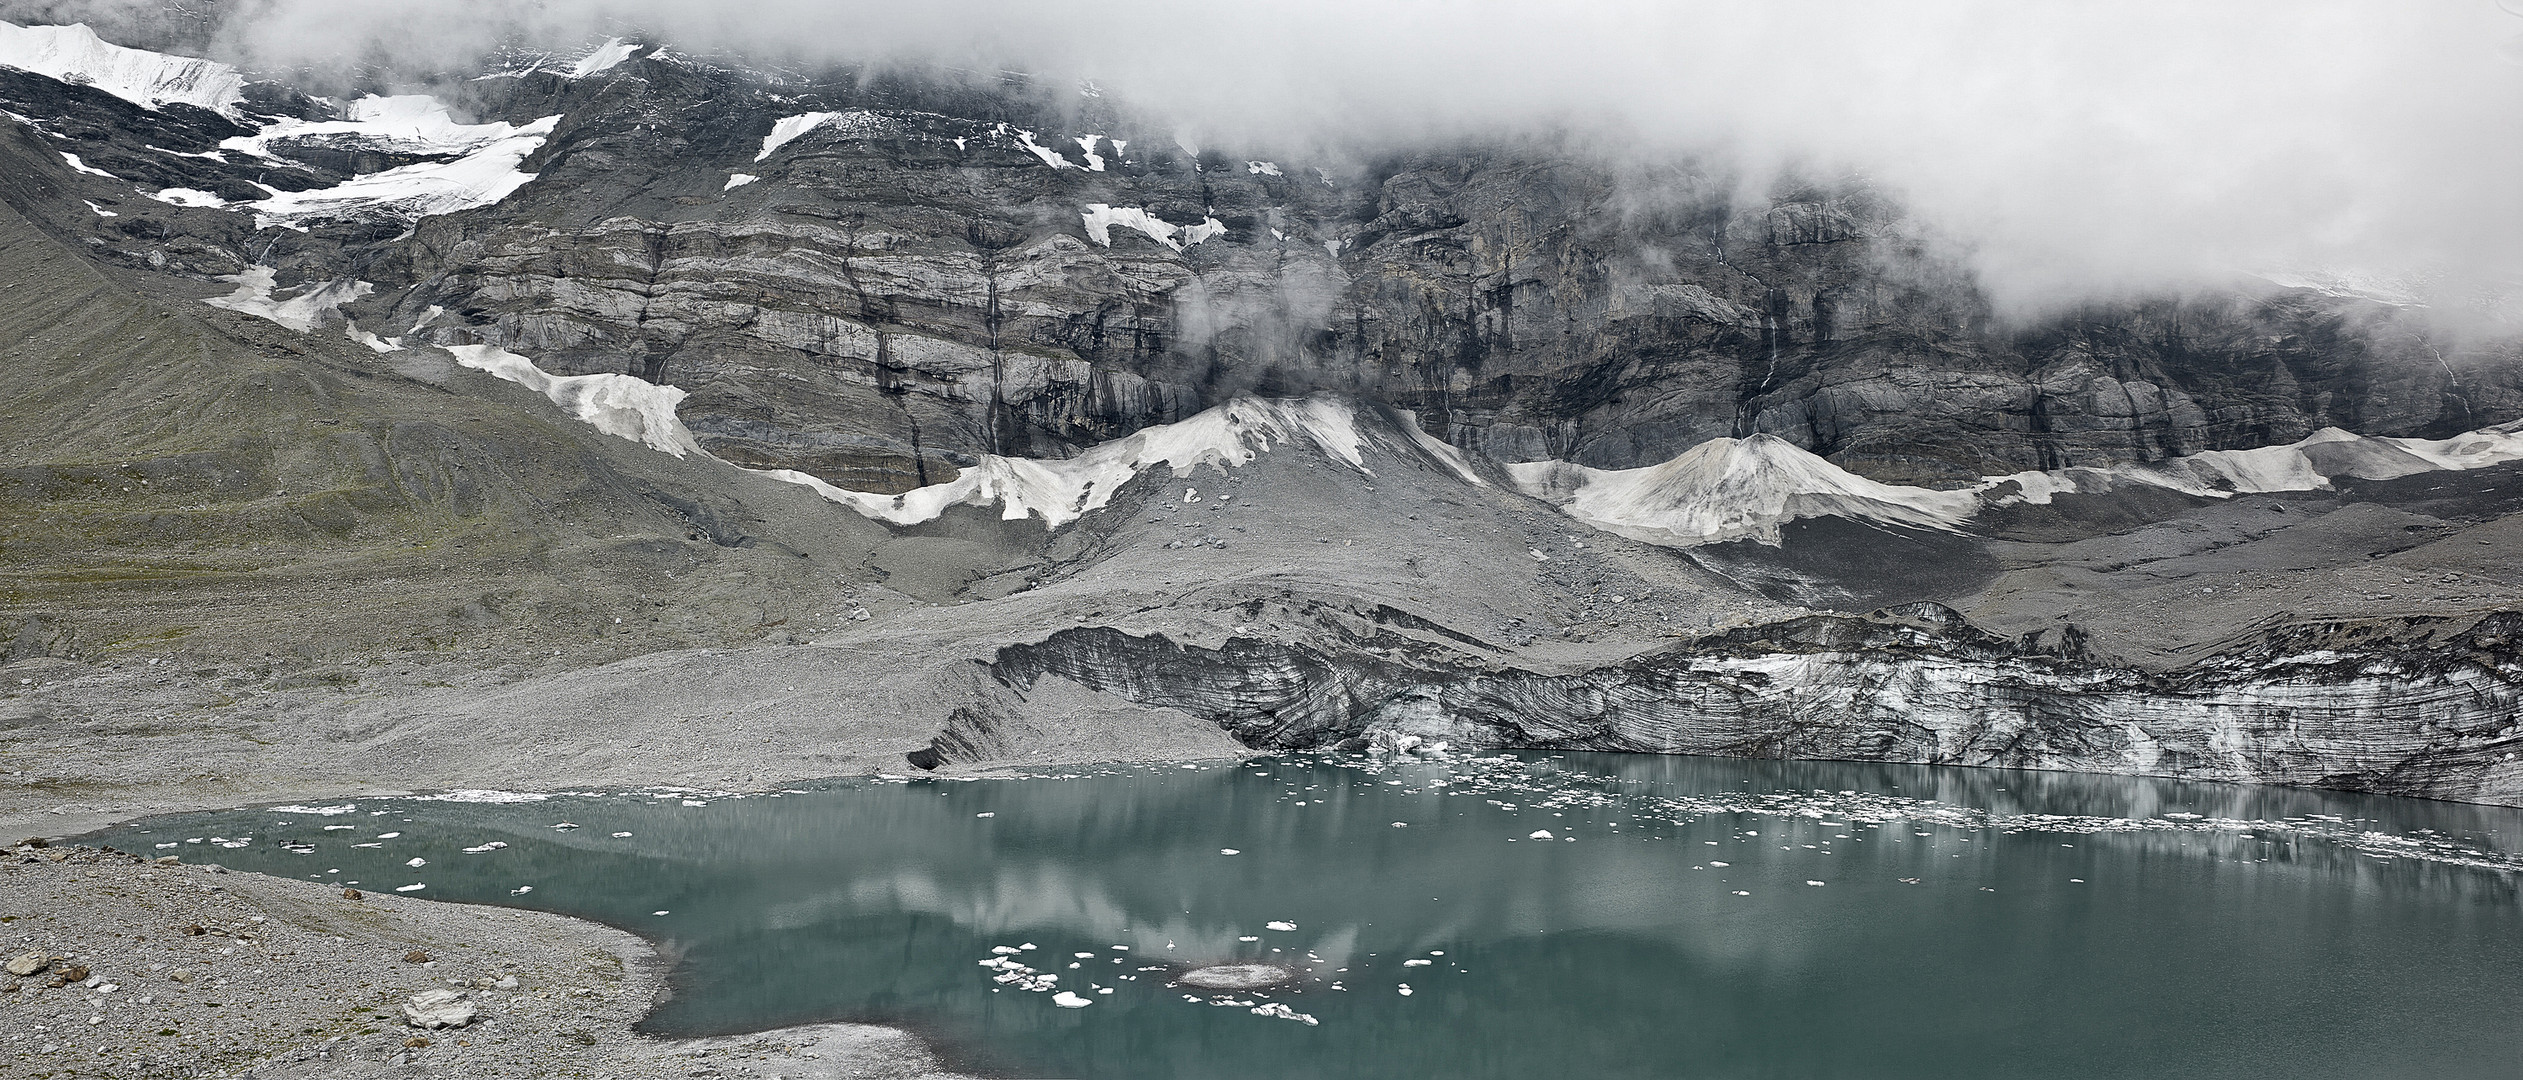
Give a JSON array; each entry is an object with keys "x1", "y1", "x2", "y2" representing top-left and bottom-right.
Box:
[
  {"x1": 273, "y1": 804, "x2": 357, "y2": 816},
  {"x1": 1806, "y1": 880, "x2": 1826, "y2": 886},
  {"x1": 993, "y1": 945, "x2": 1023, "y2": 955},
  {"x1": 976, "y1": 812, "x2": 996, "y2": 818},
  {"x1": 652, "y1": 910, "x2": 669, "y2": 916},
  {"x1": 1265, "y1": 921, "x2": 1297, "y2": 932},
  {"x1": 378, "y1": 832, "x2": 402, "y2": 839},
  {"x1": 396, "y1": 883, "x2": 425, "y2": 892},
  {"x1": 510, "y1": 885, "x2": 534, "y2": 894},
  {"x1": 568, "y1": 37, "x2": 641, "y2": 78},
  {"x1": 421, "y1": 789, "x2": 552, "y2": 804},
  {"x1": 1708, "y1": 861, "x2": 1729, "y2": 867},
  {"x1": 1220, "y1": 849, "x2": 1240, "y2": 856},
  {"x1": 1403, "y1": 958, "x2": 1432, "y2": 967},
  {"x1": 447, "y1": 343, "x2": 707, "y2": 457},
  {"x1": 0, "y1": 22, "x2": 245, "y2": 116},
  {"x1": 1397, "y1": 984, "x2": 1413, "y2": 996},
  {"x1": 1529, "y1": 830, "x2": 1554, "y2": 840},
  {"x1": 723, "y1": 173, "x2": 758, "y2": 190},
  {"x1": 460, "y1": 842, "x2": 508, "y2": 853},
  {"x1": 406, "y1": 857, "x2": 426, "y2": 867},
  {"x1": 59, "y1": 152, "x2": 112, "y2": 178},
  {"x1": 610, "y1": 831, "x2": 633, "y2": 838},
  {"x1": 1052, "y1": 991, "x2": 1093, "y2": 1008}
]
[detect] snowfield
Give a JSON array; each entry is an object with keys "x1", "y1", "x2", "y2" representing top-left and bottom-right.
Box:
[{"x1": 0, "y1": 21, "x2": 244, "y2": 116}]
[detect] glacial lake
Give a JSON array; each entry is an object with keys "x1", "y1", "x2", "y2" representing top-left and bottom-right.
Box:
[{"x1": 91, "y1": 754, "x2": 2523, "y2": 1079}]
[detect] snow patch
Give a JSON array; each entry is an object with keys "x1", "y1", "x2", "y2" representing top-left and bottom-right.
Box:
[
  {"x1": 568, "y1": 38, "x2": 641, "y2": 78},
  {"x1": 0, "y1": 22, "x2": 245, "y2": 116},
  {"x1": 58, "y1": 151, "x2": 112, "y2": 177},
  {"x1": 724, "y1": 173, "x2": 758, "y2": 190},
  {"x1": 769, "y1": 394, "x2": 1371, "y2": 529},
  {"x1": 1072, "y1": 134, "x2": 1107, "y2": 171},
  {"x1": 1246, "y1": 160, "x2": 1282, "y2": 177},
  {"x1": 757, "y1": 111, "x2": 840, "y2": 161},
  {"x1": 1013, "y1": 129, "x2": 1083, "y2": 169},
  {"x1": 1081, "y1": 203, "x2": 1225, "y2": 252},
  {"x1": 149, "y1": 187, "x2": 227, "y2": 208},
  {"x1": 447, "y1": 344, "x2": 706, "y2": 457},
  {"x1": 82, "y1": 199, "x2": 115, "y2": 217}
]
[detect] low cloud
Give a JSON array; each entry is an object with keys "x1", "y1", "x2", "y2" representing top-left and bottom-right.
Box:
[{"x1": 18, "y1": 0, "x2": 2523, "y2": 314}]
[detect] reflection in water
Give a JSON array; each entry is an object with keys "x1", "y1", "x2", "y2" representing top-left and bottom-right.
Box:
[{"x1": 99, "y1": 754, "x2": 2523, "y2": 1080}]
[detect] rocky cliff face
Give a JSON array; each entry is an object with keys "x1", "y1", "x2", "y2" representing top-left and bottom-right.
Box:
[
  {"x1": 7, "y1": 15, "x2": 2523, "y2": 811},
  {"x1": 9, "y1": 36, "x2": 2514, "y2": 496}
]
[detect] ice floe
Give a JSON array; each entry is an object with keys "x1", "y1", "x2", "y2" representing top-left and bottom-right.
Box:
[{"x1": 0, "y1": 22, "x2": 245, "y2": 116}]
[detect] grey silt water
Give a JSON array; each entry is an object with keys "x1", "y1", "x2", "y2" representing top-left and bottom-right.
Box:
[{"x1": 92, "y1": 754, "x2": 2523, "y2": 1080}]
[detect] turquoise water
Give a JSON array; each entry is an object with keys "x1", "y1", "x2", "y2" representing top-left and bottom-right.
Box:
[{"x1": 92, "y1": 754, "x2": 2523, "y2": 1079}]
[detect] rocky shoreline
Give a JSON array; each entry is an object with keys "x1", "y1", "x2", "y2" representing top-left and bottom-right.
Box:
[{"x1": 0, "y1": 841, "x2": 977, "y2": 1079}]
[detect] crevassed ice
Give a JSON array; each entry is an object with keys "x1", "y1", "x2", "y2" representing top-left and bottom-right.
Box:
[
  {"x1": 244, "y1": 114, "x2": 561, "y2": 227},
  {"x1": 0, "y1": 21, "x2": 244, "y2": 116},
  {"x1": 222, "y1": 95, "x2": 539, "y2": 160}
]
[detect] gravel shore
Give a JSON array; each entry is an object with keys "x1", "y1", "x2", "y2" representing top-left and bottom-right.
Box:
[{"x1": 0, "y1": 843, "x2": 975, "y2": 1079}]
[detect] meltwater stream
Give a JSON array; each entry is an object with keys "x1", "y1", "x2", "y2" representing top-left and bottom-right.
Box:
[{"x1": 92, "y1": 754, "x2": 2523, "y2": 1079}]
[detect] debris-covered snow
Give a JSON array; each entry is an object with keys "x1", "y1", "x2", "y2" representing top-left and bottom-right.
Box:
[
  {"x1": 1081, "y1": 204, "x2": 1225, "y2": 252},
  {"x1": 202, "y1": 267, "x2": 374, "y2": 335},
  {"x1": 765, "y1": 394, "x2": 1371, "y2": 528},
  {"x1": 446, "y1": 344, "x2": 707, "y2": 457},
  {"x1": 568, "y1": 37, "x2": 642, "y2": 77},
  {"x1": 1511, "y1": 434, "x2": 1980, "y2": 547},
  {"x1": 1520, "y1": 420, "x2": 2523, "y2": 547},
  {"x1": 0, "y1": 21, "x2": 244, "y2": 116}
]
